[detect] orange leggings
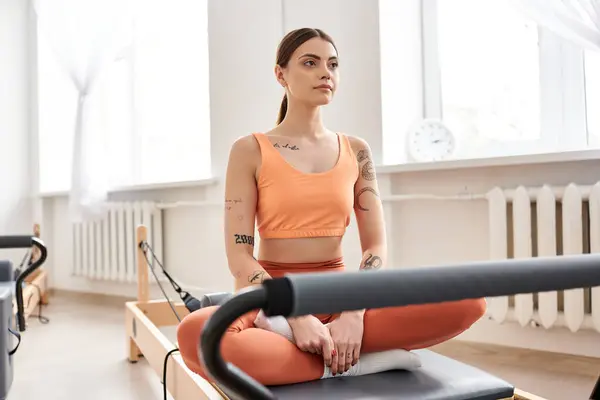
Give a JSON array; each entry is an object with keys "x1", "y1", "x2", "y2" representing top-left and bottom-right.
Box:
[
  {"x1": 177, "y1": 260, "x2": 487, "y2": 386},
  {"x1": 178, "y1": 299, "x2": 485, "y2": 386}
]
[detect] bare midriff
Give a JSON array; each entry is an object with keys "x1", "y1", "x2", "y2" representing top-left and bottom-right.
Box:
[{"x1": 257, "y1": 236, "x2": 344, "y2": 264}]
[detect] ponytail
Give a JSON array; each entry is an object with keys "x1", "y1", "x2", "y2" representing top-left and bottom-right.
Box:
[{"x1": 277, "y1": 94, "x2": 288, "y2": 125}]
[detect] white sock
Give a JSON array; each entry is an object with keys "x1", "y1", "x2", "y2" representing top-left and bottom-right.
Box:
[
  {"x1": 320, "y1": 349, "x2": 422, "y2": 379},
  {"x1": 253, "y1": 310, "x2": 295, "y2": 343},
  {"x1": 254, "y1": 310, "x2": 422, "y2": 379}
]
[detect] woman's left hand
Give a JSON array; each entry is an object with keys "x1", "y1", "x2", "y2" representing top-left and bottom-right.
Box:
[{"x1": 326, "y1": 311, "x2": 365, "y2": 375}]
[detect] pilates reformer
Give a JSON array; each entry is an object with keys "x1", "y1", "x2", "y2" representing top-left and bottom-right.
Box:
[
  {"x1": 126, "y1": 223, "x2": 583, "y2": 400},
  {"x1": 201, "y1": 254, "x2": 600, "y2": 400},
  {"x1": 0, "y1": 235, "x2": 49, "y2": 400}
]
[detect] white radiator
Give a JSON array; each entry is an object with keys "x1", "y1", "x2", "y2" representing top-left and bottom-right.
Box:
[
  {"x1": 71, "y1": 201, "x2": 164, "y2": 283},
  {"x1": 486, "y1": 182, "x2": 600, "y2": 333}
]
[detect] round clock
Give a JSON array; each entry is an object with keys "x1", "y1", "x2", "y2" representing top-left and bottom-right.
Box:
[{"x1": 406, "y1": 118, "x2": 457, "y2": 162}]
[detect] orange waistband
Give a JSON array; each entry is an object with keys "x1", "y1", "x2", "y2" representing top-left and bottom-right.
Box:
[{"x1": 258, "y1": 257, "x2": 345, "y2": 279}]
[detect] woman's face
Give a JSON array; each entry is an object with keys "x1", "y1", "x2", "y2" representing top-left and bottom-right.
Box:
[{"x1": 276, "y1": 37, "x2": 339, "y2": 107}]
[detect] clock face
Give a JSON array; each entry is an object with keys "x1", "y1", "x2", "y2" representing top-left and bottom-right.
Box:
[{"x1": 407, "y1": 120, "x2": 456, "y2": 162}]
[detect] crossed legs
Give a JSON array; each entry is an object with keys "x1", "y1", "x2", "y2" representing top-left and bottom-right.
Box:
[{"x1": 177, "y1": 298, "x2": 486, "y2": 386}]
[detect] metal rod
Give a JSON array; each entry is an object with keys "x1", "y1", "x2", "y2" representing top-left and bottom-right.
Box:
[{"x1": 263, "y1": 253, "x2": 600, "y2": 318}]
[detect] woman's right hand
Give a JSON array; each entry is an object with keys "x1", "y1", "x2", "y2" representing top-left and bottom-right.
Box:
[{"x1": 288, "y1": 315, "x2": 335, "y2": 367}]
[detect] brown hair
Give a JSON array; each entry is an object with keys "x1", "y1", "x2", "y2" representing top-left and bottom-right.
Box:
[{"x1": 275, "y1": 28, "x2": 337, "y2": 125}]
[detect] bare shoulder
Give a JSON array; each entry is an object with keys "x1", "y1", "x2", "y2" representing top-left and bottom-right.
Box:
[
  {"x1": 345, "y1": 134, "x2": 373, "y2": 161},
  {"x1": 230, "y1": 134, "x2": 260, "y2": 154},
  {"x1": 228, "y1": 134, "x2": 262, "y2": 165}
]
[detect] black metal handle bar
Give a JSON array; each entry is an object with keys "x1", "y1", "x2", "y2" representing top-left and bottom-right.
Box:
[{"x1": 0, "y1": 236, "x2": 49, "y2": 332}]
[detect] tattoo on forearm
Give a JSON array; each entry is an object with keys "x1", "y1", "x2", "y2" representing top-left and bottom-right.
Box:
[
  {"x1": 274, "y1": 143, "x2": 299, "y2": 150},
  {"x1": 225, "y1": 198, "x2": 242, "y2": 211},
  {"x1": 234, "y1": 234, "x2": 254, "y2": 246},
  {"x1": 361, "y1": 253, "x2": 382, "y2": 270},
  {"x1": 355, "y1": 187, "x2": 379, "y2": 211},
  {"x1": 248, "y1": 270, "x2": 265, "y2": 283}
]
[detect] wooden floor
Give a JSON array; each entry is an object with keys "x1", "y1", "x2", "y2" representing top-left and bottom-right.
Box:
[{"x1": 10, "y1": 292, "x2": 599, "y2": 400}]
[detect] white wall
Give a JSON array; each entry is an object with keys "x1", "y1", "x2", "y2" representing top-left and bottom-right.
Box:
[
  {"x1": 0, "y1": 0, "x2": 35, "y2": 263},
  {"x1": 34, "y1": 0, "x2": 600, "y2": 356}
]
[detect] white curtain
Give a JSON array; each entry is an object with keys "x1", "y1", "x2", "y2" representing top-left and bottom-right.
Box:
[
  {"x1": 509, "y1": 0, "x2": 600, "y2": 52},
  {"x1": 34, "y1": 0, "x2": 133, "y2": 222}
]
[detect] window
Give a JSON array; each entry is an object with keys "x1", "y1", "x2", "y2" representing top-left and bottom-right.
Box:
[
  {"x1": 585, "y1": 49, "x2": 600, "y2": 146},
  {"x1": 379, "y1": 0, "x2": 598, "y2": 164},
  {"x1": 434, "y1": 0, "x2": 542, "y2": 157},
  {"x1": 37, "y1": 31, "x2": 79, "y2": 194},
  {"x1": 378, "y1": 0, "x2": 424, "y2": 165},
  {"x1": 37, "y1": 0, "x2": 211, "y2": 194}
]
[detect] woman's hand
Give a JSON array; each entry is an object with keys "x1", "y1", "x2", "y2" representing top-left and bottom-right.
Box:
[
  {"x1": 288, "y1": 315, "x2": 335, "y2": 367},
  {"x1": 326, "y1": 311, "x2": 365, "y2": 375}
]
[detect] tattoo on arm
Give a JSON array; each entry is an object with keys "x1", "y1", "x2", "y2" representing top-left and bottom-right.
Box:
[
  {"x1": 356, "y1": 148, "x2": 376, "y2": 181},
  {"x1": 356, "y1": 149, "x2": 369, "y2": 163},
  {"x1": 355, "y1": 187, "x2": 379, "y2": 211},
  {"x1": 361, "y1": 253, "x2": 382, "y2": 270},
  {"x1": 361, "y1": 161, "x2": 375, "y2": 181},
  {"x1": 225, "y1": 198, "x2": 242, "y2": 211},
  {"x1": 234, "y1": 234, "x2": 254, "y2": 246},
  {"x1": 248, "y1": 270, "x2": 265, "y2": 283}
]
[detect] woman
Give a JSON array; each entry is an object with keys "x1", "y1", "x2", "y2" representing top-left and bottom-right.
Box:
[{"x1": 177, "y1": 27, "x2": 486, "y2": 386}]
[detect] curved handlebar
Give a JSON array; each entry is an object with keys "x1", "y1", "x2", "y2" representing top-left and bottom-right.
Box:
[
  {"x1": 200, "y1": 253, "x2": 600, "y2": 400},
  {"x1": 0, "y1": 236, "x2": 48, "y2": 332},
  {"x1": 200, "y1": 286, "x2": 275, "y2": 400}
]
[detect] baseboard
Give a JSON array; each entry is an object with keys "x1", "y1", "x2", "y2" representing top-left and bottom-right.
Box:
[{"x1": 49, "y1": 288, "x2": 137, "y2": 306}]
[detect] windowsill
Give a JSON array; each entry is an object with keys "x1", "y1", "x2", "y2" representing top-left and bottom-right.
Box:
[
  {"x1": 38, "y1": 149, "x2": 600, "y2": 198},
  {"x1": 38, "y1": 177, "x2": 219, "y2": 198},
  {"x1": 377, "y1": 148, "x2": 600, "y2": 174}
]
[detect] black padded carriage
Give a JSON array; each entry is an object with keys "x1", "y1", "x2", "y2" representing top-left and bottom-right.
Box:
[{"x1": 199, "y1": 292, "x2": 514, "y2": 400}]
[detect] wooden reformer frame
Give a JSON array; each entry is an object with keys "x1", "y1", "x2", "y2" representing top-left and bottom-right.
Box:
[
  {"x1": 125, "y1": 224, "x2": 547, "y2": 400},
  {"x1": 125, "y1": 225, "x2": 225, "y2": 399},
  {"x1": 14, "y1": 268, "x2": 49, "y2": 324}
]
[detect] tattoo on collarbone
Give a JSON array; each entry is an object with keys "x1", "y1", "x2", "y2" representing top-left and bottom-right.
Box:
[
  {"x1": 248, "y1": 270, "x2": 265, "y2": 283},
  {"x1": 234, "y1": 234, "x2": 254, "y2": 246},
  {"x1": 225, "y1": 198, "x2": 242, "y2": 211},
  {"x1": 361, "y1": 253, "x2": 382, "y2": 270},
  {"x1": 274, "y1": 143, "x2": 299, "y2": 151},
  {"x1": 355, "y1": 186, "x2": 379, "y2": 211}
]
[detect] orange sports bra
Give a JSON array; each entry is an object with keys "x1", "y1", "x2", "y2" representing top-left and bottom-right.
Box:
[{"x1": 252, "y1": 132, "x2": 359, "y2": 239}]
